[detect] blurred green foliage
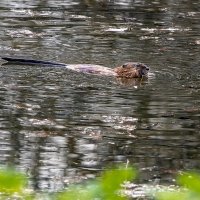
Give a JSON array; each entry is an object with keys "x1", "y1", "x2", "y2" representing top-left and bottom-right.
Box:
[
  {"x1": 57, "y1": 166, "x2": 136, "y2": 200},
  {"x1": 156, "y1": 171, "x2": 200, "y2": 200},
  {"x1": 0, "y1": 166, "x2": 136, "y2": 200},
  {"x1": 0, "y1": 166, "x2": 200, "y2": 200},
  {"x1": 0, "y1": 168, "x2": 27, "y2": 194}
]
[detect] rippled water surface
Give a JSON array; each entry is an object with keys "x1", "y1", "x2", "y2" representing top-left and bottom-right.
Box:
[{"x1": 0, "y1": 0, "x2": 200, "y2": 193}]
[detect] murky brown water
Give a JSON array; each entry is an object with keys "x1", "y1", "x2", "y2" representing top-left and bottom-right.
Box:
[{"x1": 0, "y1": 0, "x2": 200, "y2": 193}]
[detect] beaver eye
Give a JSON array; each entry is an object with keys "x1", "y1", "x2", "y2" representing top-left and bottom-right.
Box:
[{"x1": 122, "y1": 64, "x2": 127, "y2": 68}]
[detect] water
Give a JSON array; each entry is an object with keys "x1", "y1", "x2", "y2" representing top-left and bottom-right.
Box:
[{"x1": 0, "y1": 0, "x2": 200, "y2": 193}]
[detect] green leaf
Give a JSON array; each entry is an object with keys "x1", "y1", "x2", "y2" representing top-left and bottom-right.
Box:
[
  {"x1": 0, "y1": 168, "x2": 27, "y2": 194},
  {"x1": 100, "y1": 166, "x2": 136, "y2": 200},
  {"x1": 156, "y1": 191, "x2": 188, "y2": 200},
  {"x1": 177, "y1": 172, "x2": 200, "y2": 194}
]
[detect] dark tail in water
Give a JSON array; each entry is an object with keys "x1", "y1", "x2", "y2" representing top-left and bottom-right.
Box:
[{"x1": 1, "y1": 57, "x2": 66, "y2": 67}]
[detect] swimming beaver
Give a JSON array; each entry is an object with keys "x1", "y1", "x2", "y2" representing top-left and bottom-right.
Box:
[{"x1": 1, "y1": 57, "x2": 149, "y2": 78}]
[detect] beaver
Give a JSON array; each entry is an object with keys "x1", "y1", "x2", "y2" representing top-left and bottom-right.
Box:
[{"x1": 1, "y1": 57, "x2": 149, "y2": 78}]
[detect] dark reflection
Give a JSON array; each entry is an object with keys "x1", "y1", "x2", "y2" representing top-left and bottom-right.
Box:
[
  {"x1": 116, "y1": 76, "x2": 148, "y2": 86},
  {"x1": 0, "y1": 0, "x2": 200, "y2": 193}
]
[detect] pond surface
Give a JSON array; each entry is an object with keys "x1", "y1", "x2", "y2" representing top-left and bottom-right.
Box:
[{"x1": 0, "y1": 0, "x2": 200, "y2": 193}]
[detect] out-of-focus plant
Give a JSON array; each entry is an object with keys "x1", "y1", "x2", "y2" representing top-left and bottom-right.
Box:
[
  {"x1": 0, "y1": 167, "x2": 34, "y2": 199},
  {"x1": 1, "y1": 166, "x2": 200, "y2": 200},
  {"x1": 0, "y1": 167, "x2": 27, "y2": 194},
  {"x1": 57, "y1": 166, "x2": 136, "y2": 200},
  {"x1": 0, "y1": 166, "x2": 136, "y2": 200},
  {"x1": 156, "y1": 171, "x2": 200, "y2": 200}
]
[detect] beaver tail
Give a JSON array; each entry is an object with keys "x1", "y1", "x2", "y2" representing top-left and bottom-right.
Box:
[{"x1": 1, "y1": 57, "x2": 66, "y2": 67}]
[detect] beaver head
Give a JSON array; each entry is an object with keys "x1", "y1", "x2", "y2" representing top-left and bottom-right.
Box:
[{"x1": 114, "y1": 62, "x2": 149, "y2": 78}]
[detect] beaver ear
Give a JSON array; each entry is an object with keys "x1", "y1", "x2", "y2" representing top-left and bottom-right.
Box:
[
  {"x1": 122, "y1": 64, "x2": 127, "y2": 68},
  {"x1": 135, "y1": 63, "x2": 141, "y2": 67}
]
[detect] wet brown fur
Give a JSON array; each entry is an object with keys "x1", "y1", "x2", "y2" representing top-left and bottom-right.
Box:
[{"x1": 114, "y1": 62, "x2": 149, "y2": 78}]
